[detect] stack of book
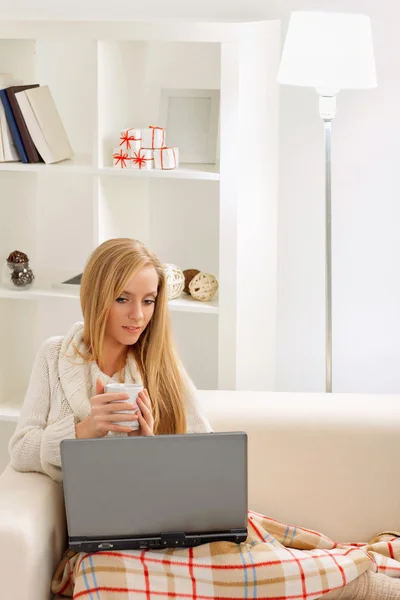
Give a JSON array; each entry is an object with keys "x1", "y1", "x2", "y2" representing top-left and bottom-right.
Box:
[{"x1": 0, "y1": 73, "x2": 74, "y2": 165}]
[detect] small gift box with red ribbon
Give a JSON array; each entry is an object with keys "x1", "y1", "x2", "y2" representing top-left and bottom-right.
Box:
[
  {"x1": 141, "y1": 126, "x2": 165, "y2": 149},
  {"x1": 113, "y1": 148, "x2": 131, "y2": 168},
  {"x1": 119, "y1": 128, "x2": 141, "y2": 152},
  {"x1": 153, "y1": 147, "x2": 179, "y2": 170},
  {"x1": 131, "y1": 149, "x2": 154, "y2": 170}
]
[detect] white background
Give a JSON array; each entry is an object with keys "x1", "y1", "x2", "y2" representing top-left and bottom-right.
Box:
[{"x1": 1, "y1": 0, "x2": 398, "y2": 393}]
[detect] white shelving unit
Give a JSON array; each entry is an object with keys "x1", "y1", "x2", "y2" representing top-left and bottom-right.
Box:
[
  {"x1": 0, "y1": 156, "x2": 220, "y2": 180},
  {"x1": 0, "y1": 285, "x2": 219, "y2": 313},
  {"x1": 0, "y1": 19, "x2": 280, "y2": 439}
]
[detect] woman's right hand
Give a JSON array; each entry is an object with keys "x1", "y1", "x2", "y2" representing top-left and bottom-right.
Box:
[{"x1": 75, "y1": 378, "x2": 139, "y2": 438}]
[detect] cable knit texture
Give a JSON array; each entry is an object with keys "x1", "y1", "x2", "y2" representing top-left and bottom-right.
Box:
[
  {"x1": 322, "y1": 570, "x2": 400, "y2": 599},
  {"x1": 9, "y1": 322, "x2": 212, "y2": 482}
]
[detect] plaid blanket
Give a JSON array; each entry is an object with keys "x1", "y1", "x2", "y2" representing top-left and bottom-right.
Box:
[{"x1": 52, "y1": 511, "x2": 400, "y2": 599}]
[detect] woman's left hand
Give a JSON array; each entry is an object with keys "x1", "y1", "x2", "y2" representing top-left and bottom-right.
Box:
[{"x1": 128, "y1": 389, "x2": 154, "y2": 437}]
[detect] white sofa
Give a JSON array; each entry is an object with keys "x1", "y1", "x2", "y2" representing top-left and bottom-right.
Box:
[{"x1": 1, "y1": 390, "x2": 400, "y2": 600}]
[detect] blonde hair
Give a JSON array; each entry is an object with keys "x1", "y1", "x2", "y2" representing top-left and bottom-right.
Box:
[{"x1": 79, "y1": 238, "x2": 187, "y2": 435}]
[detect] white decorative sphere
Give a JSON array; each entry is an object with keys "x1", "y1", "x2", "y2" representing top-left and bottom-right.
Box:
[
  {"x1": 163, "y1": 263, "x2": 185, "y2": 300},
  {"x1": 189, "y1": 272, "x2": 219, "y2": 302}
]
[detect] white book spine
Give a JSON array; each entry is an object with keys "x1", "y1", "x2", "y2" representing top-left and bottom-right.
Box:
[
  {"x1": 15, "y1": 90, "x2": 52, "y2": 164},
  {"x1": 0, "y1": 96, "x2": 19, "y2": 162},
  {"x1": 22, "y1": 85, "x2": 73, "y2": 164},
  {"x1": 0, "y1": 110, "x2": 5, "y2": 161}
]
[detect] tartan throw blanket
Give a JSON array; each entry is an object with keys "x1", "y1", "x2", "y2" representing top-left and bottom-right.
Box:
[{"x1": 51, "y1": 510, "x2": 400, "y2": 599}]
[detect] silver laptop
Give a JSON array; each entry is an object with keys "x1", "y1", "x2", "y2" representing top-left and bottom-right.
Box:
[{"x1": 60, "y1": 432, "x2": 248, "y2": 552}]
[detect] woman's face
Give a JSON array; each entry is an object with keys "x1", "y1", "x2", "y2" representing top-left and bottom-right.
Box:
[{"x1": 105, "y1": 266, "x2": 159, "y2": 348}]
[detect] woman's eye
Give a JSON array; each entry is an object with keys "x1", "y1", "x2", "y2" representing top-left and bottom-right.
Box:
[
  {"x1": 144, "y1": 299, "x2": 156, "y2": 305},
  {"x1": 116, "y1": 297, "x2": 128, "y2": 303}
]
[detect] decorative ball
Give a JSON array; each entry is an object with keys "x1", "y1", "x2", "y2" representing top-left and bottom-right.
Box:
[
  {"x1": 11, "y1": 267, "x2": 35, "y2": 288},
  {"x1": 189, "y1": 272, "x2": 219, "y2": 302},
  {"x1": 183, "y1": 269, "x2": 200, "y2": 294},
  {"x1": 7, "y1": 250, "x2": 29, "y2": 264},
  {"x1": 163, "y1": 263, "x2": 185, "y2": 300},
  {"x1": 7, "y1": 261, "x2": 28, "y2": 273},
  {"x1": 7, "y1": 250, "x2": 29, "y2": 273}
]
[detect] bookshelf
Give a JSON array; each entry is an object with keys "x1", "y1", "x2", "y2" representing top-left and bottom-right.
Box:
[
  {"x1": 0, "y1": 155, "x2": 220, "y2": 179},
  {"x1": 0, "y1": 19, "x2": 280, "y2": 449}
]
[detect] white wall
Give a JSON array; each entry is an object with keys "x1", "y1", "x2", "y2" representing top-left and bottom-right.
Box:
[{"x1": 2, "y1": 1, "x2": 399, "y2": 393}]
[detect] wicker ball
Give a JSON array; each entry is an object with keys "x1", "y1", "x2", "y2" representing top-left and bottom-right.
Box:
[
  {"x1": 183, "y1": 269, "x2": 200, "y2": 294},
  {"x1": 163, "y1": 263, "x2": 185, "y2": 300},
  {"x1": 189, "y1": 272, "x2": 219, "y2": 302}
]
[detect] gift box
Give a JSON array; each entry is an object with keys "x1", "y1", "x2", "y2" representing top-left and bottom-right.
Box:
[
  {"x1": 153, "y1": 147, "x2": 179, "y2": 170},
  {"x1": 113, "y1": 148, "x2": 131, "y2": 168},
  {"x1": 141, "y1": 126, "x2": 165, "y2": 149},
  {"x1": 119, "y1": 128, "x2": 141, "y2": 151},
  {"x1": 131, "y1": 149, "x2": 154, "y2": 170}
]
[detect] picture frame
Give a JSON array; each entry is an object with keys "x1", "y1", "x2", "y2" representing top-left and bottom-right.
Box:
[{"x1": 158, "y1": 88, "x2": 220, "y2": 164}]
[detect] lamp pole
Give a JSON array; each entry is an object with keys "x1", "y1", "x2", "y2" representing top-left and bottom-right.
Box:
[{"x1": 318, "y1": 92, "x2": 337, "y2": 393}]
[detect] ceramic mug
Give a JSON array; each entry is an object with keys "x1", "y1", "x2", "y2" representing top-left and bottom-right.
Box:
[{"x1": 104, "y1": 382, "x2": 143, "y2": 430}]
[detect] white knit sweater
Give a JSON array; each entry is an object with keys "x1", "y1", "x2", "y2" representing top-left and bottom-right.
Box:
[{"x1": 9, "y1": 322, "x2": 212, "y2": 482}]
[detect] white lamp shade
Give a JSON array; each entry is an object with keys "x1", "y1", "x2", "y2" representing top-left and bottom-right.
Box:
[{"x1": 277, "y1": 11, "x2": 377, "y2": 91}]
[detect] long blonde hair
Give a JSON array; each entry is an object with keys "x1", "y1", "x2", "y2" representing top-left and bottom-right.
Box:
[{"x1": 79, "y1": 238, "x2": 187, "y2": 435}]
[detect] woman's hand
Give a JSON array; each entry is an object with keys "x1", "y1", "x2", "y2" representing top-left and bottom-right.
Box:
[
  {"x1": 128, "y1": 389, "x2": 154, "y2": 437},
  {"x1": 75, "y1": 378, "x2": 139, "y2": 439}
]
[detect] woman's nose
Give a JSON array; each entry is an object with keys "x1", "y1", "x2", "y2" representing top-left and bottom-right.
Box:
[{"x1": 128, "y1": 303, "x2": 143, "y2": 322}]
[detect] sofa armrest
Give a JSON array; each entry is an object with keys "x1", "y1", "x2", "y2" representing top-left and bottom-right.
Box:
[{"x1": 0, "y1": 464, "x2": 66, "y2": 600}]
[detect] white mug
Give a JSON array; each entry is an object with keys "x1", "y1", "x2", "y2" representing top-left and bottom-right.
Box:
[{"x1": 104, "y1": 383, "x2": 143, "y2": 430}]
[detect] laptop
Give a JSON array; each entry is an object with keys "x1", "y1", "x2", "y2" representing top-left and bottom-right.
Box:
[{"x1": 60, "y1": 432, "x2": 248, "y2": 552}]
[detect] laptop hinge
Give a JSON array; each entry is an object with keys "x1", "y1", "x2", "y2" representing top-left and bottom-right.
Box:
[{"x1": 230, "y1": 528, "x2": 248, "y2": 535}]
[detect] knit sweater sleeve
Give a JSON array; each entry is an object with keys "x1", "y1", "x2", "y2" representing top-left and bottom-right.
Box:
[
  {"x1": 180, "y1": 364, "x2": 213, "y2": 433},
  {"x1": 8, "y1": 337, "x2": 76, "y2": 482}
]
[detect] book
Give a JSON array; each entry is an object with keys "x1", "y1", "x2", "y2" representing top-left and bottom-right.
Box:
[
  {"x1": 0, "y1": 74, "x2": 19, "y2": 163},
  {"x1": 15, "y1": 90, "x2": 53, "y2": 164},
  {"x1": 0, "y1": 129, "x2": 3, "y2": 161},
  {"x1": 0, "y1": 98, "x2": 19, "y2": 162},
  {"x1": 5, "y1": 84, "x2": 42, "y2": 163},
  {"x1": 15, "y1": 85, "x2": 73, "y2": 164},
  {"x1": 0, "y1": 77, "x2": 5, "y2": 161},
  {"x1": 0, "y1": 89, "x2": 28, "y2": 162},
  {"x1": 0, "y1": 102, "x2": 4, "y2": 161}
]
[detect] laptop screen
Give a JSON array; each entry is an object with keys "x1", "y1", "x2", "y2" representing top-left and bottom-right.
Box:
[{"x1": 61, "y1": 432, "x2": 248, "y2": 539}]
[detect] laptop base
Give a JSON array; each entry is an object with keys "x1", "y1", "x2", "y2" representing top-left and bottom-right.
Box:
[{"x1": 70, "y1": 528, "x2": 248, "y2": 552}]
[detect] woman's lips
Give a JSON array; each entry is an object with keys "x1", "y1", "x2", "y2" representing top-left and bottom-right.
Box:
[{"x1": 122, "y1": 326, "x2": 141, "y2": 334}]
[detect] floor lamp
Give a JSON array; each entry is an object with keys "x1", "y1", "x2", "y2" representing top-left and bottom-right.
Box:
[{"x1": 277, "y1": 11, "x2": 377, "y2": 392}]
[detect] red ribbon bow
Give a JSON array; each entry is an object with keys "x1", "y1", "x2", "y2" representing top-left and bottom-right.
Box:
[
  {"x1": 120, "y1": 131, "x2": 141, "y2": 149},
  {"x1": 113, "y1": 150, "x2": 129, "y2": 168},
  {"x1": 132, "y1": 151, "x2": 153, "y2": 169}
]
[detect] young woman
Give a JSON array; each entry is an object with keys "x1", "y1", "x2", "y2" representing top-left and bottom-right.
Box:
[
  {"x1": 9, "y1": 238, "x2": 211, "y2": 482},
  {"x1": 10, "y1": 239, "x2": 400, "y2": 600}
]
